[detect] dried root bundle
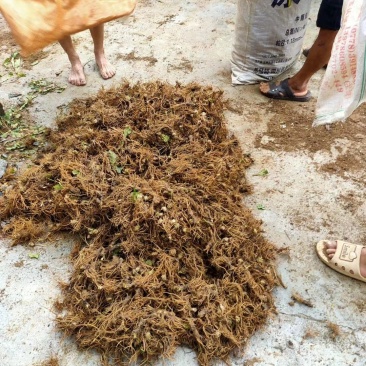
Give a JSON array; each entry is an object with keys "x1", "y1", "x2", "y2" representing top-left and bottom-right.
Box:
[{"x1": 0, "y1": 82, "x2": 277, "y2": 365}]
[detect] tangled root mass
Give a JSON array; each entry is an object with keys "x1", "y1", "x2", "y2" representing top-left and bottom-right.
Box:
[{"x1": 0, "y1": 82, "x2": 277, "y2": 365}]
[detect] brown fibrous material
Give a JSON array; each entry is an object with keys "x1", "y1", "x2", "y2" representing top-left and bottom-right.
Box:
[
  {"x1": 291, "y1": 292, "x2": 313, "y2": 308},
  {"x1": 39, "y1": 358, "x2": 59, "y2": 366},
  {"x1": 327, "y1": 321, "x2": 341, "y2": 340},
  {"x1": 0, "y1": 82, "x2": 277, "y2": 365}
]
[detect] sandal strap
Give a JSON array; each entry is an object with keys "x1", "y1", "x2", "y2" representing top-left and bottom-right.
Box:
[
  {"x1": 331, "y1": 240, "x2": 365, "y2": 275},
  {"x1": 279, "y1": 79, "x2": 294, "y2": 98},
  {"x1": 268, "y1": 78, "x2": 294, "y2": 98}
]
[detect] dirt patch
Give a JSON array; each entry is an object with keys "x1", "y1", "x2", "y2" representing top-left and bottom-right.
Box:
[
  {"x1": 337, "y1": 191, "x2": 366, "y2": 215},
  {"x1": 0, "y1": 82, "x2": 277, "y2": 366},
  {"x1": 255, "y1": 100, "x2": 366, "y2": 181},
  {"x1": 118, "y1": 51, "x2": 158, "y2": 66},
  {"x1": 157, "y1": 14, "x2": 176, "y2": 27},
  {"x1": 244, "y1": 358, "x2": 263, "y2": 366},
  {"x1": 0, "y1": 29, "x2": 17, "y2": 50},
  {"x1": 168, "y1": 58, "x2": 194, "y2": 73},
  {"x1": 14, "y1": 260, "x2": 24, "y2": 267},
  {"x1": 35, "y1": 358, "x2": 59, "y2": 366},
  {"x1": 22, "y1": 50, "x2": 51, "y2": 70}
]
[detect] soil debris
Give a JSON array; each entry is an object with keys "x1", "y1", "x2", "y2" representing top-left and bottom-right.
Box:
[
  {"x1": 255, "y1": 100, "x2": 366, "y2": 183},
  {"x1": 37, "y1": 357, "x2": 59, "y2": 366},
  {"x1": 0, "y1": 81, "x2": 277, "y2": 365},
  {"x1": 303, "y1": 328, "x2": 319, "y2": 340},
  {"x1": 291, "y1": 292, "x2": 313, "y2": 308},
  {"x1": 327, "y1": 321, "x2": 341, "y2": 341}
]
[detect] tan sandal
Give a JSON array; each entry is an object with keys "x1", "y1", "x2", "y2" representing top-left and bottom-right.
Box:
[{"x1": 316, "y1": 240, "x2": 366, "y2": 283}]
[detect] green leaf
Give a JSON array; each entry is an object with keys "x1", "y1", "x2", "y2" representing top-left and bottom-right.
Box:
[
  {"x1": 108, "y1": 150, "x2": 118, "y2": 166},
  {"x1": 72, "y1": 170, "x2": 80, "y2": 176},
  {"x1": 115, "y1": 166, "x2": 123, "y2": 174},
  {"x1": 256, "y1": 204, "x2": 266, "y2": 210},
  {"x1": 28, "y1": 253, "x2": 40, "y2": 259},
  {"x1": 6, "y1": 143, "x2": 23, "y2": 151},
  {"x1": 53, "y1": 183, "x2": 63, "y2": 191},
  {"x1": 131, "y1": 188, "x2": 143, "y2": 202},
  {"x1": 28, "y1": 78, "x2": 66, "y2": 95},
  {"x1": 14, "y1": 58, "x2": 21, "y2": 68},
  {"x1": 123, "y1": 127, "x2": 132, "y2": 138},
  {"x1": 253, "y1": 169, "x2": 269, "y2": 177},
  {"x1": 161, "y1": 134, "x2": 170, "y2": 143},
  {"x1": 145, "y1": 260, "x2": 153, "y2": 266}
]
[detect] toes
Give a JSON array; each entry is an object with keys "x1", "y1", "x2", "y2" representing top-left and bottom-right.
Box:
[
  {"x1": 324, "y1": 240, "x2": 337, "y2": 250},
  {"x1": 259, "y1": 83, "x2": 270, "y2": 93},
  {"x1": 69, "y1": 71, "x2": 86, "y2": 86},
  {"x1": 100, "y1": 65, "x2": 116, "y2": 80},
  {"x1": 69, "y1": 77, "x2": 78, "y2": 86},
  {"x1": 79, "y1": 77, "x2": 86, "y2": 86},
  {"x1": 325, "y1": 247, "x2": 336, "y2": 260},
  {"x1": 69, "y1": 77, "x2": 86, "y2": 86}
]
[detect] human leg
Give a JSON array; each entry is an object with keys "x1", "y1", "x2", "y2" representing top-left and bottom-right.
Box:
[
  {"x1": 59, "y1": 36, "x2": 86, "y2": 86},
  {"x1": 89, "y1": 23, "x2": 116, "y2": 80},
  {"x1": 259, "y1": 0, "x2": 343, "y2": 100},
  {"x1": 259, "y1": 28, "x2": 338, "y2": 98},
  {"x1": 286, "y1": 29, "x2": 338, "y2": 95}
]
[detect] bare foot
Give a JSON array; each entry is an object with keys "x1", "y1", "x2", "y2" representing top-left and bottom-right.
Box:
[
  {"x1": 325, "y1": 241, "x2": 366, "y2": 277},
  {"x1": 68, "y1": 59, "x2": 86, "y2": 86},
  {"x1": 259, "y1": 79, "x2": 308, "y2": 97},
  {"x1": 95, "y1": 52, "x2": 116, "y2": 80}
]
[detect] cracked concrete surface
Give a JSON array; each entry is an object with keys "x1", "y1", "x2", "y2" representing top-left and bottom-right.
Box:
[{"x1": 1, "y1": 0, "x2": 365, "y2": 365}]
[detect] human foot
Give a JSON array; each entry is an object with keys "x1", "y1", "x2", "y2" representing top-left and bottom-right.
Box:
[
  {"x1": 68, "y1": 59, "x2": 86, "y2": 86},
  {"x1": 259, "y1": 79, "x2": 311, "y2": 102},
  {"x1": 324, "y1": 240, "x2": 366, "y2": 278},
  {"x1": 316, "y1": 240, "x2": 366, "y2": 282},
  {"x1": 95, "y1": 52, "x2": 116, "y2": 80}
]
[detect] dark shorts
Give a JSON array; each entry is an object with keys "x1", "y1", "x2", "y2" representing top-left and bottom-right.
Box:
[{"x1": 316, "y1": 0, "x2": 344, "y2": 30}]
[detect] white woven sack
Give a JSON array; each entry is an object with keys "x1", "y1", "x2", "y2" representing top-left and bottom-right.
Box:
[
  {"x1": 231, "y1": 0, "x2": 312, "y2": 85},
  {"x1": 314, "y1": 0, "x2": 366, "y2": 126}
]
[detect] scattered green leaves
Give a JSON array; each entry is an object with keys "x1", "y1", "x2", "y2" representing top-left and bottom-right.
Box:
[
  {"x1": 6, "y1": 142, "x2": 24, "y2": 151},
  {"x1": 0, "y1": 95, "x2": 35, "y2": 130},
  {"x1": 0, "y1": 99, "x2": 46, "y2": 154},
  {"x1": 1, "y1": 52, "x2": 26, "y2": 81},
  {"x1": 29, "y1": 78, "x2": 66, "y2": 95},
  {"x1": 256, "y1": 204, "x2": 266, "y2": 210},
  {"x1": 3, "y1": 52, "x2": 22, "y2": 71},
  {"x1": 28, "y1": 253, "x2": 40, "y2": 259}
]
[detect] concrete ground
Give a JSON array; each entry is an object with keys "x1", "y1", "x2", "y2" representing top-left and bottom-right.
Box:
[{"x1": 1, "y1": 1, "x2": 366, "y2": 365}]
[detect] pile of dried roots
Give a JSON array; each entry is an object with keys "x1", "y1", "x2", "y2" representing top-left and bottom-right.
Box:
[{"x1": 0, "y1": 82, "x2": 277, "y2": 365}]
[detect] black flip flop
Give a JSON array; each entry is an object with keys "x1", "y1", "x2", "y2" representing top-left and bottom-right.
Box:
[
  {"x1": 260, "y1": 78, "x2": 312, "y2": 102},
  {"x1": 303, "y1": 48, "x2": 327, "y2": 69},
  {"x1": 302, "y1": 48, "x2": 310, "y2": 58}
]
